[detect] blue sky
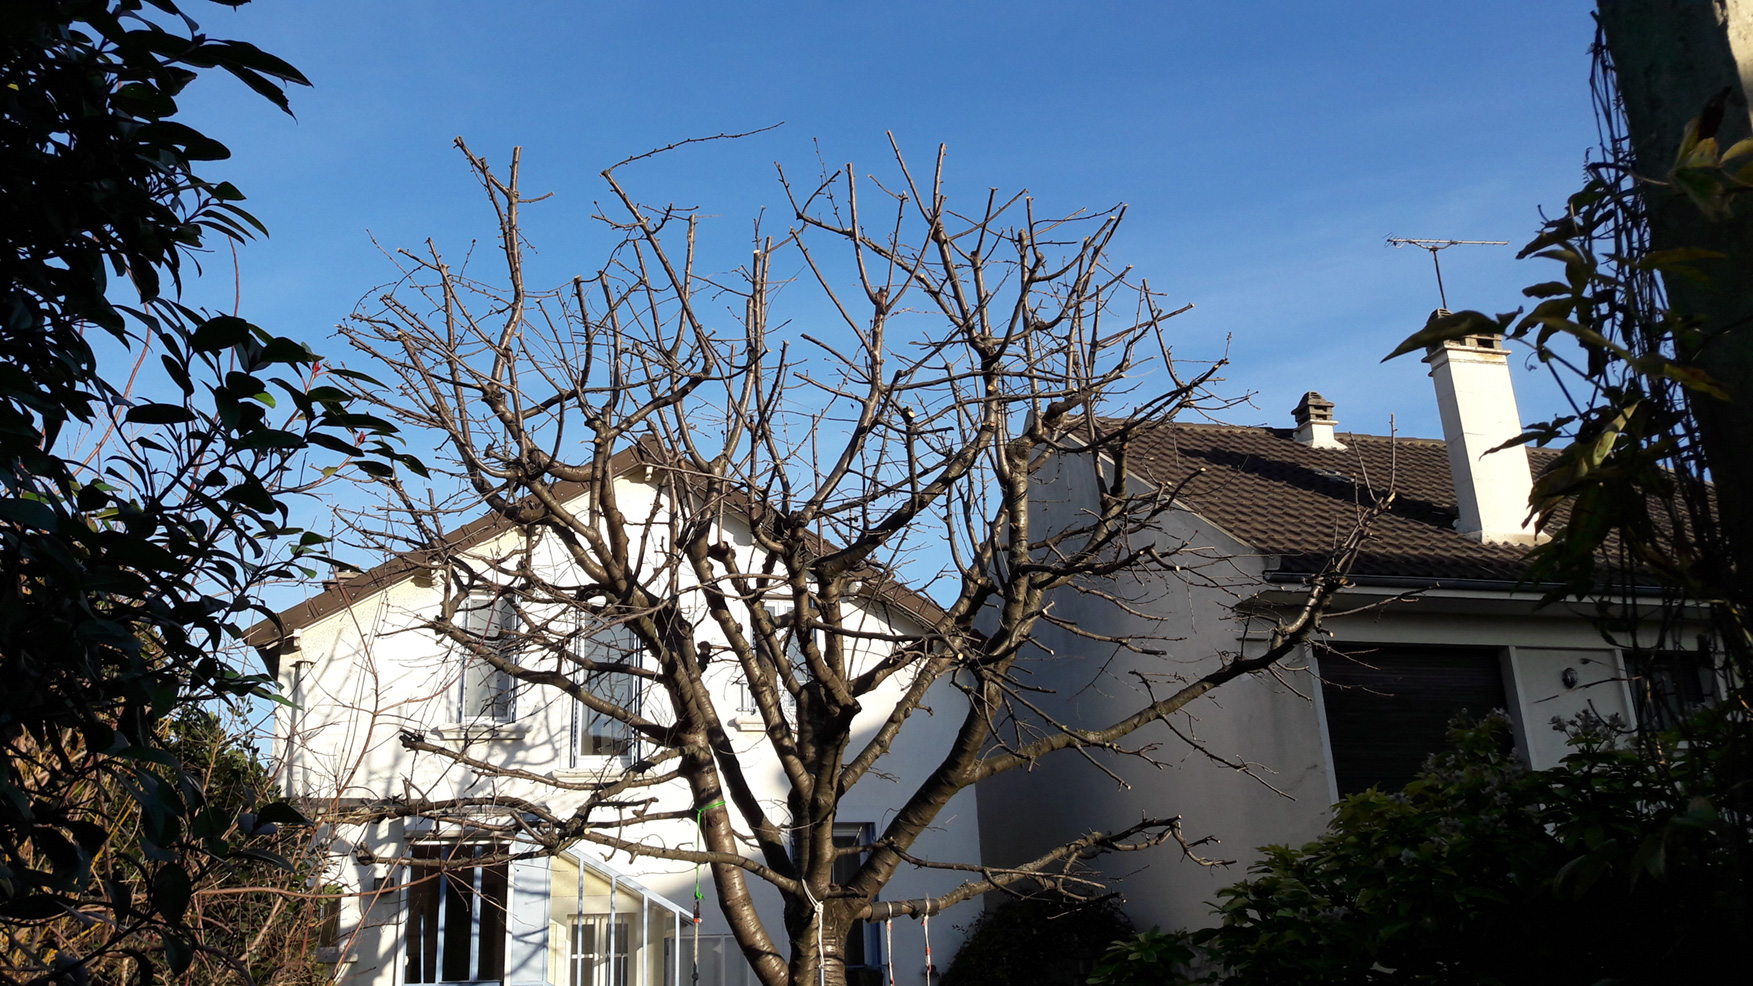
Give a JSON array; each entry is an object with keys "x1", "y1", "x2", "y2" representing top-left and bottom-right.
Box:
[{"x1": 175, "y1": 0, "x2": 1603, "y2": 497}]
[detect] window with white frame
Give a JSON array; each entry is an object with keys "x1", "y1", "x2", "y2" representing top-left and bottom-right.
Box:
[
  {"x1": 573, "y1": 623, "x2": 639, "y2": 761},
  {"x1": 548, "y1": 851, "x2": 682, "y2": 986},
  {"x1": 832, "y1": 823, "x2": 879, "y2": 976},
  {"x1": 730, "y1": 605, "x2": 807, "y2": 727},
  {"x1": 405, "y1": 844, "x2": 508, "y2": 984},
  {"x1": 731, "y1": 674, "x2": 796, "y2": 727},
  {"x1": 733, "y1": 679, "x2": 759, "y2": 716},
  {"x1": 457, "y1": 593, "x2": 516, "y2": 722},
  {"x1": 564, "y1": 913, "x2": 629, "y2": 986}
]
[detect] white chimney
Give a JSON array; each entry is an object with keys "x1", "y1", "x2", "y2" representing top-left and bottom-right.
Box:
[
  {"x1": 1423, "y1": 319, "x2": 1538, "y2": 545},
  {"x1": 1291, "y1": 391, "x2": 1347, "y2": 449}
]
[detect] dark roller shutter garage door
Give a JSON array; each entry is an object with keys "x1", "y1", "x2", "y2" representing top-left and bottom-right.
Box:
[{"x1": 1318, "y1": 645, "x2": 1509, "y2": 796}]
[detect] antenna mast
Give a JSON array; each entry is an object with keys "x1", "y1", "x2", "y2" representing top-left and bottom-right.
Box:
[{"x1": 1385, "y1": 237, "x2": 1507, "y2": 310}]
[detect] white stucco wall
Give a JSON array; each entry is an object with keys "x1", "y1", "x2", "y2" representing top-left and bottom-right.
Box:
[
  {"x1": 275, "y1": 474, "x2": 980, "y2": 986},
  {"x1": 975, "y1": 448, "x2": 1653, "y2": 935}
]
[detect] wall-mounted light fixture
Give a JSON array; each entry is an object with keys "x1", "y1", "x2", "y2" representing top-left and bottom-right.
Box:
[{"x1": 1561, "y1": 667, "x2": 1579, "y2": 689}]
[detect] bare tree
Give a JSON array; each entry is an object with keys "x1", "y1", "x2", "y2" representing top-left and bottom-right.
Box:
[{"x1": 331, "y1": 137, "x2": 1384, "y2": 986}]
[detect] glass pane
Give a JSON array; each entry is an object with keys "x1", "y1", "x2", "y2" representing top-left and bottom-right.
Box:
[
  {"x1": 583, "y1": 704, "x2": 632, "y2": 756},
  {"x1": 1319, "y1": 647, "x2": 1507, "y2": 795},
  {"x1": 613, "y1": 920, "x2": 630, "y2": 986},
  {"x1": 572, "y1": 920, "x2": 597, "y2": 986},
  {"x1": 578, "y1": 625, "x2": 639, "y2": 757},
  {"x1": 440, "y1": 868, "x2": 474, "y2": 982},
  {"x1": 1633, "y1": 650, "x2": 1716, "y2": 729},
  {"x1": 479, "y1": 859, "x2": 508, "y2": 980},
  {"x1": 459, "y1": 594, "x2": 517, "y2": 721},
  {"x1": 833, "y1": 827, "x2": 870, "y2": 969},
  {"x1": 645, "y1": 899, "x2": 666, "y2": 986},
  {"x1": 406, "y1": 858, "x2": 441, "y2": 983},
  {"x1": 405, "y1": 846, "x2": 508, "y2": 984},
  {"x1": 569, "y1": 916, "x2": 631, "y2": 986},
  {"x1": 700, "y1": 936, "x2": 728, "y2": 986}
]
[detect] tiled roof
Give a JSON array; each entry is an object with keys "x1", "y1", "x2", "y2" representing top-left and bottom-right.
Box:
[{"x1": 1115, "y1": 420, "x2": 1560, "y2": 583}]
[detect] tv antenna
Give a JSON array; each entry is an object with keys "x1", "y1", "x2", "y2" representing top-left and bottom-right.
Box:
[{"x1": 1385, "y1": 237, "x2": 1507, "y2": 310}]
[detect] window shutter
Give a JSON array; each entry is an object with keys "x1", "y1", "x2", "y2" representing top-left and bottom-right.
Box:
[
  {"x1": 505, "y1": 852, "x2": 552, "y2": 986},
  {"x1": 1319, "y1": 646, "x2": 1509, "y2": 796}
]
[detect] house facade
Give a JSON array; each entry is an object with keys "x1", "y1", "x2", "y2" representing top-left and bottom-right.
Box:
[
  {"x1": 259, "y1": 472, "x2": 982, "y2": 986},
  {"x1": 976, "y1": 330, "x2": 1718, "y2": 934}
]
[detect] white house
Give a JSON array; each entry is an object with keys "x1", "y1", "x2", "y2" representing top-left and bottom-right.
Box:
[
  {"x1": 254, "y1": 468, "x2": 982, "y2": 986},
  {"x1": 976, "y1": 328, "x2": 1719, "y2": 934}
]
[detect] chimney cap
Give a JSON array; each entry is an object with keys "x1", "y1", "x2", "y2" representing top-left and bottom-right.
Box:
[
  {"x1": 1292, "y1": 391, "x2": 1335, "y2": 425},
  {"x1": 1291, "y1": 391, "x2": 1346, "y2": 448},
  {"x1": 1422, "y1": 311, "x2": 1509, "y2": 355}
]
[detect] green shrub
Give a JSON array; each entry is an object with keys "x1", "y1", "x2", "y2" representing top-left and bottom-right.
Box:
[
  {"x1": 1185, "y1": 711, "x2": 1751, "y2": 984},
  {"x1": 1087, "y1": 929, "x2": 1198, "y2": 986},
  {"x1": 942, "y1": 893, "x2": 1135, "y2": 986}
]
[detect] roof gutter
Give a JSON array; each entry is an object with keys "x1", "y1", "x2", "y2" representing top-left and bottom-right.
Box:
[{"x1": 1262, "y1": 566, "x2": 1673, "y2": 599}]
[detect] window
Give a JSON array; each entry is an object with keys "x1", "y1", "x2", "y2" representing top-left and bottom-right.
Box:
[
  {"x1": 578, "y1": 675, "x2": 635, "y2": 758},
  {"x1": 573, "y1": 625, "x2": 639, "y2": 760},
  {"x1": 458, "y1": 594, "x2": 516, "y2": 722},
  {"x1": 1317, "y1": 645, "x2": 1509, "y2": 797},
  {"x1": 406, "y1": 845, "x2": 508, "y2": 984},
  {"x1": 563, "y1": 914, "x2": 629, "y2": 986},
  {"x1": 734, "y1": 680, "x2": 760, "y2": 716},
  {"x1": 673, "y1": 935, "x2": 754, "y2": 986},
  {"x1": 832, "y1": 823, "x2": 879, "y2": 979},
  {"x1": 730, "y1": 675, "x2": 796, "y2": 728},
  {"x1": 315, "y1": 893, "x2": 341, "y2": 948},
  {"x1": 1629, "y1": 649, "x2": 1717, "y2": 731},
  {"x1": 729, "y1": 606, "x2": 806, "y2": 729},
  {"x1": 549, "y1": 853, "x2": 680, "y2": 986},
  {"x1": 313, "y1": 889, "x2": 346, "y2": 963}
]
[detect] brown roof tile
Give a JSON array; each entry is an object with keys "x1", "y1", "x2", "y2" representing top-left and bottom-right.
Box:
[{"x1": 1115, "y1": 420, "x2": 1560, "y2": 583}]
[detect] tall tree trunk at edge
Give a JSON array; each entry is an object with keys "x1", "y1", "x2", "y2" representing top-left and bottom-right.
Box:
[{"x1": 1598, "y1": 0, "x2": 1753, "y2": 596}]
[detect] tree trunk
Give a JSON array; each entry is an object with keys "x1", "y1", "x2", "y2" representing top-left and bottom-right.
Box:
[
  {"x1": 1598, "y1": 0, "x2": 1753, "y2": 593},
  {"x1": 784, "y1": 906, "x2": 853, "y2": 986}
]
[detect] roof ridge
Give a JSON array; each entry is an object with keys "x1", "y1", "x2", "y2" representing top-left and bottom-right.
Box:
[
  {"x1": 244, "y1": 453, "x2": 948, "y2": 648},
  {"x1": 1094, "y1": 416, "x2": 1452, "y2": 447}
]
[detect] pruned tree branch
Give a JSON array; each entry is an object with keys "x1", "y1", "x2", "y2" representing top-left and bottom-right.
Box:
[{"x1": 323, "y1": 137, "x2": 1389, "y2": 986}]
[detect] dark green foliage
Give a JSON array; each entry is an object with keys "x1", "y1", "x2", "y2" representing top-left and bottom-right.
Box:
[
  {"x1": 1385, "y1": 39, "x2": 1749, "y2": 665},
  {"x1": 155, "y1": 712, "x2": 334, "y2": 986},
  {"x1": 0, "y1": 2, "x2": 418, "y2": 980},
  {"x1": 1087, "y1": 930, "x2": 1197, "y2": 986},
  {"x1": 942, "y1": 894, "x2": 1134, "y2": 986},
  {"x1": 1182, "y1": 713, "x2": 1751, "y2": 985},
  {"x1": 9, "y1": 710, "x2": 335, "y2": 985},
  {"x1": 1230, "y1": 34, "x2": 1753, "y2": 986}
]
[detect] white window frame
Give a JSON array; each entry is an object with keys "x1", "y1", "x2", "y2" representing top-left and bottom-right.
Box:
[
  {"x1": 403, "y1": 844, "x2": 508, "y2": 986},
  {"x1": 570, "y1": 622, "x2": 641, "y2": 767},
  {"x1": 729, "y1": 605, "x2": 804, "y2": 732},
  {"x1": 565, "y1": 912, "x2": 630, "y2": 986},
  {"x1": 456, "y1": 592, "x2": 517, "y2": 725},
  {"x1": 831, "y1": 823, "x2": 880, "y2": 974}
]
